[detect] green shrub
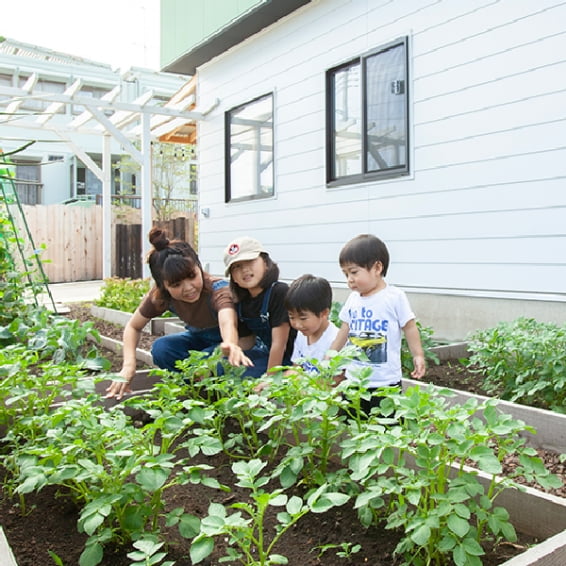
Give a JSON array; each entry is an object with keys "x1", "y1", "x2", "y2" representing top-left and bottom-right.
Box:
[
  {"x1": 94, "y1": 277, "x2": 151, "y2": 313},
  {"x1": 466, "y1": 317, "x2": 566, "y2": 412}
]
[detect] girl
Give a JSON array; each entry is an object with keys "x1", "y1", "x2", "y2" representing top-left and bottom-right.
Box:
[
  {"x1": 223, "y1": 236, "x2": 295, "y2": 378},
  {"x1": 106, "y1": 228, "x2": 251, "y2": 399}
]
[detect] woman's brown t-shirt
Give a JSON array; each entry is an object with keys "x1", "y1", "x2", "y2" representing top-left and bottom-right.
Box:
[{"x1": 138, "y1": 276, "x2": 234, "y2": 329}]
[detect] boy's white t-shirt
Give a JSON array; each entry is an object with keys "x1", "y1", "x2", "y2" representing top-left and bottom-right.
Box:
[
  {"x1": 338, "y1": 284, "x2": 415, "y2": 388},
  {"x1": 291, "y1": 322, "x2": 339, "y2": 371}
]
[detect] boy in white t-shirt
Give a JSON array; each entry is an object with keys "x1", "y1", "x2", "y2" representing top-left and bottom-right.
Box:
[
  {"x1": 329, "y1": 234, "x2": 425, "y2": 415},
  {"x1": 285, "y1": 274, "x2": 339, "y2": 373}
]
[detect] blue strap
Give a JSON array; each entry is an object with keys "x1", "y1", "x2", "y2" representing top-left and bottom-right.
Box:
[
  {"x1": 259, "y1": 282, "x2": 275, "y2": 323},
  {"x1": 212, "y1": 279, "x2": 229, "y2": 292},
  {"x1": 237, "y1": 282, "x2": 275, "y2": 323}
]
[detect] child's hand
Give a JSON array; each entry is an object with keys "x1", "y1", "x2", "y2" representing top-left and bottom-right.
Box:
[
  {"x1": 253, "y1": 381, "x2": 269, "y2": 393},
  {"x1": 411, "y1": 355, "x2": 426, "y2": 380}
]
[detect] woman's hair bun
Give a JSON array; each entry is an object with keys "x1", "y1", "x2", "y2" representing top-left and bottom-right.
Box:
[{"x1": 149, "y1": 227, "x2": 170, "y2": 251}]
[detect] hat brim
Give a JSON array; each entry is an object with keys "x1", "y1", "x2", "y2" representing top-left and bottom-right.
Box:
[{"x1": 224, "y1": 250, "x2": 262, "y2": 276}]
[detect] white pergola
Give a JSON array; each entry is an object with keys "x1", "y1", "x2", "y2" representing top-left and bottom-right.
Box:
[{"x1": 0, "y1": 74, "x2": 213, "y2": 278}]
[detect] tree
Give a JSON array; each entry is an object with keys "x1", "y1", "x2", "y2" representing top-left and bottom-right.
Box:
[
  {"x1": 151, "y1": 142, "x2": 196, "y2": 221},
  {"x1": 114, "y1": 141, "x2": 197, "y2": 222}
]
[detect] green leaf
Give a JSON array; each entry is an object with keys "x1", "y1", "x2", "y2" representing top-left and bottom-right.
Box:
[
  {"x1": 269, "y1": 493, "x2": 288, "y2": 507},
  {"x1": 269, "y1": 554, "x2": 289, "y2": 564},
  {"x1": 454, "y1": 503, "x2": 471, "y2": 519},
  {"x1": 447, "y1": 515, "x2": 470, "y2": 537},
  {"x1": 469, "y1": 446, "x2": 502, "y2": 474},
  {"x1": 136, "y1": 467, "x2": 169, "y2": 491},
  {"x1": 48, "y1": 550, "x2": 65, "y2": 566},
  {"x1": 131, "y1": 538, "x2": 164, "y2": 555},
  {"x1": 178, "y1": 513, "x2": 201, "y2": 539},
  {"x1": 410, "y1": 524, "x2": 431, "y2": 546},
  {"x1": 462, "y1": 537, "x2": 485, "y2": 556},
  {"x1": 501, "y1": 521, "x2": 517, "y2": 542},
  {"x1": 310, "y1": 492, "x2": 349, "y2": 513},
  {"x1": 82, "y1": 513, "x2": 105, "y2": 536},
  {"x1": 279, "y1": 465, "x2": 298, "y2": 488},
  {"x1": 79, "y1": 542, "x2": 103, "y2": 566},
  {"x1": 190, "y1": 537, "x2": 214, "y2": 564},
  {"x1": 286, "y1": 495, "x2": 303, "y2": 515}
]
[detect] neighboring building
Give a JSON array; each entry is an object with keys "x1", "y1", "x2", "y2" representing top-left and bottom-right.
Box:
[
  {"x1": 0, "y1": 37, "x2": 191, "y2": 205},
  {"x1": 160, "y1": 0, "x2": 566, "y2": 341}
]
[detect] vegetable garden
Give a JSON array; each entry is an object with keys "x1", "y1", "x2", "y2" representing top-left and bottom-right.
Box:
[{"x1": 1, "y1": 215, "x2": 565, "y2": 566}]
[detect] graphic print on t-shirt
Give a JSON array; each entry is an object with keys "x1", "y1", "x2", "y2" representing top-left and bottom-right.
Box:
[
  {"x1": 348, "y1": 305, "x2": 388, "y2": 364},
  {"x1": 350, "y1": 331, "x2": 387, "y2": 363}
]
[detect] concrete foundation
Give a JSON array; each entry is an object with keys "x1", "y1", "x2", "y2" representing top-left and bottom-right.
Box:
[{"x1": 331, "y1": 287, "x2": 566, "y2": 343}]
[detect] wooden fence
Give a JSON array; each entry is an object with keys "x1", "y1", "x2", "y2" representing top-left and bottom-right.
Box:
[
  {"x1": 114, "y1": 216, "x2": 196, "y2": 278},
  {"x1": 21, "y1": 205, "x2": 197, "y2": 282},
  {"x1": 22, "y1": 204, "x2": 102, "y2": 283}
]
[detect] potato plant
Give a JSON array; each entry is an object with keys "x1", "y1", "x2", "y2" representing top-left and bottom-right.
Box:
[
  {"x1": 467, "y1": 317, "x2": 566, "y2": 412},
  {"x1": 0, "y1": 240, "x2": 563, "y2": 566}
]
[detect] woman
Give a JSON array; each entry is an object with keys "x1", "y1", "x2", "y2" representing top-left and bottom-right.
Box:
[{"x1": 106, "y1": 228, "x2": 251, "y2": 399}]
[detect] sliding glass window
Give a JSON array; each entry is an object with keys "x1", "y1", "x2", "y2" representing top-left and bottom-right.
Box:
[{"x1": 327, "y1": 37, "x2": 409, "y2": 186}]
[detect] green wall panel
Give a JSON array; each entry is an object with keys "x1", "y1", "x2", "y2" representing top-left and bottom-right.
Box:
[{"x1": 161, "y1": 0, "x2": 263, "y2": 69}]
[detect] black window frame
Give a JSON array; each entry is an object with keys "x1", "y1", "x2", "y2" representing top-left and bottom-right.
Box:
[
  {"x1": 326, "y1": 36, "x2": 410, "y2": 187},
  {"x1": 225, "y1": 92, "x2": 274, "y2": 203}
]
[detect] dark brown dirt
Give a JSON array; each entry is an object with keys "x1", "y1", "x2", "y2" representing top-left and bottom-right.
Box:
[{"x1": 0, "y1": 303, "x2": 562, "y2": 566}]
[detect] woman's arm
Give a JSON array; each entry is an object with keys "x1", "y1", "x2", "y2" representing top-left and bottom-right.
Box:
[
  {"x1": 402, "y1": 318, "x2": 425, "y2": 379},
  {"x1": 105, "y1": 308, "x2": 151, "y2": 399},
  {"x1": 217, "y1": 307, "x2": 253, "y2": 367},
  {"x1": 267, "y1": 323, "x2": 291, "y2": 370}
]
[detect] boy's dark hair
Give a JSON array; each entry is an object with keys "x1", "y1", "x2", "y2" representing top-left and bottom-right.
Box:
[
  {"x1": 230, "y1": 252, "x2": 279, "y2": 301},
  {"x1": 147, "y1": 227, "x2": 210, "y2": 301},
  {"x1": 285, "y1": 274, "x2": 332, "y2": 315},
  {"x1": 339, "y1": 234, "x2": 390, "y2": 276}
]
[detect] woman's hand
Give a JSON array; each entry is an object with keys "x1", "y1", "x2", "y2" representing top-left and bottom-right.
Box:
[
  {"x1": 105, "y1": 367, "x2": 135, "y2": 400},
  {"x1": 220, "y1": 342, "x2": 254, "y2": 367}
]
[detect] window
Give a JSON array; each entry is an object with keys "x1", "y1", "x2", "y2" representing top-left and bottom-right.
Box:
[
  {"x1": 225, "y1": 93, "x2": 273, "y2": 202},
  {"x1": 326, "y1": 37, "x2": 409, "y2": 185}
]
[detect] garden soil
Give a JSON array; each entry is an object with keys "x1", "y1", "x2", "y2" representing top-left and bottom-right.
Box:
[{"x1": 0, "y1": 304, "x2": 563, "y2": 566}]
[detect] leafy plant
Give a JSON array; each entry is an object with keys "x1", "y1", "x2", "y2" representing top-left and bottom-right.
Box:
[
  {"x1": 467, "y1": 317, "x2": 566, "y2": 412},
  {"x1": 1, "y1": 249, "x2": 563, "y2": 566},
  {"x1": 313, "y1": 541, "x2": 361, "y2": 561},
  {"x1": 190, "y1": 458, "x2": 350, "y2": 566},
  {"x1": 127, "y1": 537, "x2": 174, "y2": 566},
  {"x1": 401, "y1": 320, "x2": 440, "y2": 375},
  {"x1": 342, "y1": 385, "x2": 562, "y2": 566},
  {"x1": 94, "y1": 277, "x2": 151, "y2": 313}
]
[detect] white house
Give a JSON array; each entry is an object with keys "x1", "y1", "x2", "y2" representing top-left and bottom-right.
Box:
[{"x1": 164, "y1": 0, "x2": 566, "y2": 341}]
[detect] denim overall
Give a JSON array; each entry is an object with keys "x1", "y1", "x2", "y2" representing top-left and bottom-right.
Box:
[
  {"x1": 151, "y1": 280, "x2": 226, "y2": 371},
  {"x1": 238, "y1": 283, "x2": 291, "y2": 378}
]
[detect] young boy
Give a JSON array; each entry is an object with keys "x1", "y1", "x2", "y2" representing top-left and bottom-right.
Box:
[
  {"x1": 329, "y1": 234, "x2": 425, "y2": 413},
  {"x1": 285, "y1": 274, "x2": 339, "y2": 372}
]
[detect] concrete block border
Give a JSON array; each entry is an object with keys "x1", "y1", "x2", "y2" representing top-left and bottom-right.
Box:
[
  {"x1": 0, "y1": 528, "x2": 18, "y2": 566},
  {"x1": 90, "y1": 305, "x2": 182, "y2": 335}
]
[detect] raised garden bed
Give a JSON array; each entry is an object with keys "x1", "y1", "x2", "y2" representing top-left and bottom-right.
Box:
[{"x1": 2, "y1": 305, "x2": 565, "y2": 566}]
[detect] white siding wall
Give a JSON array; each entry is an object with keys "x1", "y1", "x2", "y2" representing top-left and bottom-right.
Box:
[{"x1": 197, "y1": 0, "x2": 566, "y2": 302}]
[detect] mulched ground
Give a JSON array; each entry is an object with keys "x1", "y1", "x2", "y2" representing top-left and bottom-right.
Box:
[{"x1": 0, "y1": 303, "x2": 563, "y2": 565}]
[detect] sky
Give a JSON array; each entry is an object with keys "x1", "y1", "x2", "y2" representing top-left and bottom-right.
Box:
[{"x1": 2, "y1": 0, "x2": 161, "y2": 71}]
